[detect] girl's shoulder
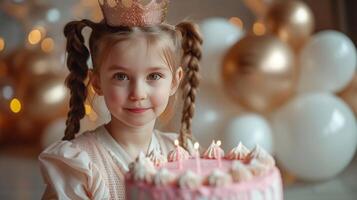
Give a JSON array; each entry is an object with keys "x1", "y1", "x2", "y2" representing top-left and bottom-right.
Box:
[
  {"x1": 38, "y1": 126, "x2": 102, "y2": 163},
  {"x1": 38, "y1": 126, "x2": 110, "y2": 199}
]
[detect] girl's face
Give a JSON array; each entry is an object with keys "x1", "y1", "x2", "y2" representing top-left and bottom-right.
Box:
[{"x1": 92, "y1": 36, "x2": 182, "y2": 128}]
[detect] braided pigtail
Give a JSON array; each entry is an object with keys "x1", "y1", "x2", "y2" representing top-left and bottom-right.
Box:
[
  {"x1": 62, "y1": 19, "x2": 96, "y2": 141},
  {"x1": 175, "y1": 22, "x2": 203, "y2": 149}
]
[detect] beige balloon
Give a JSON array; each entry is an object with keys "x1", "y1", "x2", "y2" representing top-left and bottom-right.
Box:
[
  {"x1": 265, "y1": 0, "x2": 314, "y2": 51},
  {"x1": 243, "y1": 0, "x2": 280, "y2": 17},
  {"x1": 157, "y1": 93, "x2": 180, "y2": 128},
  {"x1": 160, "y1": 83, "x2": 242, "y2": 149},
  {"x1": 6, "y1": 49, "x2": 64, "y2": 80},
  {"x1": 222, "y1": 34, "x2": 296, "y2": 114},
  {"x1": 338, "y1": 74, "x2": 357, "y2": 115}
]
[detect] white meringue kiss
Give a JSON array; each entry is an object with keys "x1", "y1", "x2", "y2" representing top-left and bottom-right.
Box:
[
  {"x1": 226, "y1": 142, "x2": 249, "y2": 160},
  {"x1": 207, "y1": 169, "x2": 232, "y2": 187},
  {"x1": 148, "y1": 148, "x2": 167, "y2": 167},
  {"x1": 203, "y1": 141, "x2": 225, "y2": 159},
  {"x1": 229, "y1": 160, "x2": 253, "y2": 182},
  {"x1": 178, "y1": 170, "x2": 202, "y2": 189},
  {"x1": 129, "y1": 152, "x2": 156, "y2": 183}
]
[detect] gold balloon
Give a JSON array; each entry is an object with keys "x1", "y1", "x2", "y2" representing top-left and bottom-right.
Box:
[
  {"x1": 222, "y1": 34, "x2": 296, "y2": 113},
  {"x1": 6, "y1": 49, "x2": 63, "y2": 80},
  {"x1": 338, "y1": 74, "x2": 357, "y2": 115},
  {"x1": 265, "y1": 0, "x2": 314, "y2": 51},
  {"x1": 243, "y1": 0, "x2": 280, "y2": 17},
  {"x1": 21, "y1": 73, "x2": 69, "y2": 122}
]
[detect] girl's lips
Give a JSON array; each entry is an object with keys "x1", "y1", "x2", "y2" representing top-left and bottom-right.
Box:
[{"x1": 125, "y1": 108, "x2": 150, "y2": 113}]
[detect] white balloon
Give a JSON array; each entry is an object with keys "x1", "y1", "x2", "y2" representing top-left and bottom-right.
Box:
[
  {"x1": 41, "y1": 95, "x2": 111, "y2": 149},
  {"x1": 272, "y1": 93, "x2": 357, "y2": 181},
  {"x1": 298, "y1": 30, "x2": 357, "y2": 93},
  {"x1": 161, "y1": 83, "x2": 242, "y2": 148},
  {"x1": 199, "y1": 18, "x2": 244, "y2": 85},
  {"x1": 222, "y1": 114, "x2": 273, "y2": 153},
  {"x1": 41, "y1": 115, "x2": 106, "y2": 148}
]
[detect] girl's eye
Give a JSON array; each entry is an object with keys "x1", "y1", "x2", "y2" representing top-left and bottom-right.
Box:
[
  {"x1": 147, "y1": 73, "x2": 163, "y2": 81},
  {"x1": 113, "y1": 73, "x2": 129, "y2": 81}
]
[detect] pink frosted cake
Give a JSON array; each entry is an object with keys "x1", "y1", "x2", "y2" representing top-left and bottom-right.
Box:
[{"x1": 125, "y1": 141, "x2": 283, "y2": 200}]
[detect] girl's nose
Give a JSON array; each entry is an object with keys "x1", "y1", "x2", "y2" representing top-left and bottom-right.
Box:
[{"x1": 129, "y1": 80, "x2": 147, "y2": 101}]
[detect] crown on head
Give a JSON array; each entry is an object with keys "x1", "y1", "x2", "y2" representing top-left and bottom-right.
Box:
[{"x1": 98, "y1": 0, "x2": 169, "y2": 27}]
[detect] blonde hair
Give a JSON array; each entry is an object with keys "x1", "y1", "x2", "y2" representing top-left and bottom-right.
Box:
[{"x1": 63, "y1": 20, "x2": 202, "y2": 149}]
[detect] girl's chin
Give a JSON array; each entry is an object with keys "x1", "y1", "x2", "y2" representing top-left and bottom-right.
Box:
[{"x1": 122, "y1": 117, "x2": 157, "y2": 127}]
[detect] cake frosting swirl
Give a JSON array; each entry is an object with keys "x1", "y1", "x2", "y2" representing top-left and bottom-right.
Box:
[
  {"x1": 167, "y1": 144, "x2": 190, "y2": 162},
  {"x1": 248, "y1": 158, "x2": 271, "y2": 176},
  {"x1": 148, "y1": 148, "x2": 167, "y2": 167},
  {"x1": 245, "y1": 144, "x2": 275, "y2": 168},
  {"x1": 202, "y1": 141, "x2": 225, "y2": 159},
  {"x1": 153, "y1": 168, "x2": 175, "y2": 186},
  {"x1": 178, "y1": 170, "x2": 202, "y2": 189},
  {"x1": 206, "y1": 169, "x2": 232, "y2": 187},
  {"x1": 226, "y1": 142, "x2": 250, "y2": 160},
  {"x1": 230, "y1": 160, "x2": 253, "y2": 182},
  {"x1": 128, "y1": 152, "x2": 156, "y2": 183}
]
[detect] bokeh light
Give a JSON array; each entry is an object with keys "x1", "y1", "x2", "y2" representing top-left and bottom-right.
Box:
[
  {"x1": 41, "y1": 37, "x2": 54, "y2": 53},
  {"x1": 253, "y1": 22, "x2": 266, "y2": 36},
  {"x1": 28, "y1": 29, "x2": 42, "y2": 45},
  {"x1": 10, "y1": 98, "x2": 22, "y2": 113},
  {"x1": 0, "y1": 37, "x2": 5, "y2": 52}
]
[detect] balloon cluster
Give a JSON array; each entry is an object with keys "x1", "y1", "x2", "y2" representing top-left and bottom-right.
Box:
[
  {"x1": 162, "y1": 0, "x2": 357, "y2": 182},
  {"x1": 0, "y1": 0, "x2": 105, "y2": 146},
  {"x1": 0, "y1": 48, "x2": 69, "y2": 144}
]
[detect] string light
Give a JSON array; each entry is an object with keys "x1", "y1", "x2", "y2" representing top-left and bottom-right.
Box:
[
  {"x1": 253, "y1": 22, "x2": 266, "y2": 36},
  {"x1": 28, "y1": 29, "x2": 42, "y2": 45},
  {"x1": 10, "y1": 98, "x2": 22, "y2": 113},
  {"x1": 47, "y1": 8, "x2": 61, "y2": 22},
  {"x1": 41, "y1": 37, "x2": 54, "y2": 53},
  {"x1": 0, "y1": 37, "x2": 5, "y2": 52},
  {"x1": 2, "y1": 85, "x2": 14, "y2": 100}
]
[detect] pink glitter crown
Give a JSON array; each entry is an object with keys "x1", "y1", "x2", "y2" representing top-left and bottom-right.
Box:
[{"x1": 98, "y1": 0, "x2": 169, "y2": 27}]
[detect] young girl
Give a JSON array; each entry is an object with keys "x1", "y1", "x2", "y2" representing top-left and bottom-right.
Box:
[{"x1": 38, "y1": 0, "x2": 202, "y2": 199}]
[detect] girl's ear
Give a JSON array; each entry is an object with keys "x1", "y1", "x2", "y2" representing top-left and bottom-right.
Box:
[
  {"x1": 89, "y1": 70, "x2": 103, "y2": 96},
  {"x1": 170, "y1": 67, "x2": 184, "y2": 96}
]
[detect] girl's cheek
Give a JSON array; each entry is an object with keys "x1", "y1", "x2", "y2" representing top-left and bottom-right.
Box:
[
  {"x1": 151, "y1": 85, "x2": 171, "y2": 105},
  {"x1": 106, "y1": 87, "x2": 126, "y2": 105}
]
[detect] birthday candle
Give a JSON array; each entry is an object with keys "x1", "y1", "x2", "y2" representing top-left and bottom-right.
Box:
[
  {"x1": 194, "y1": 142, "x2": 201, "y2": 174},
  {"x1": 174, "y1": 140, "x2": 183, "y2": 170},
  {"x1": 216, "y1": 140, "x2": 222, "y2": 168}
]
